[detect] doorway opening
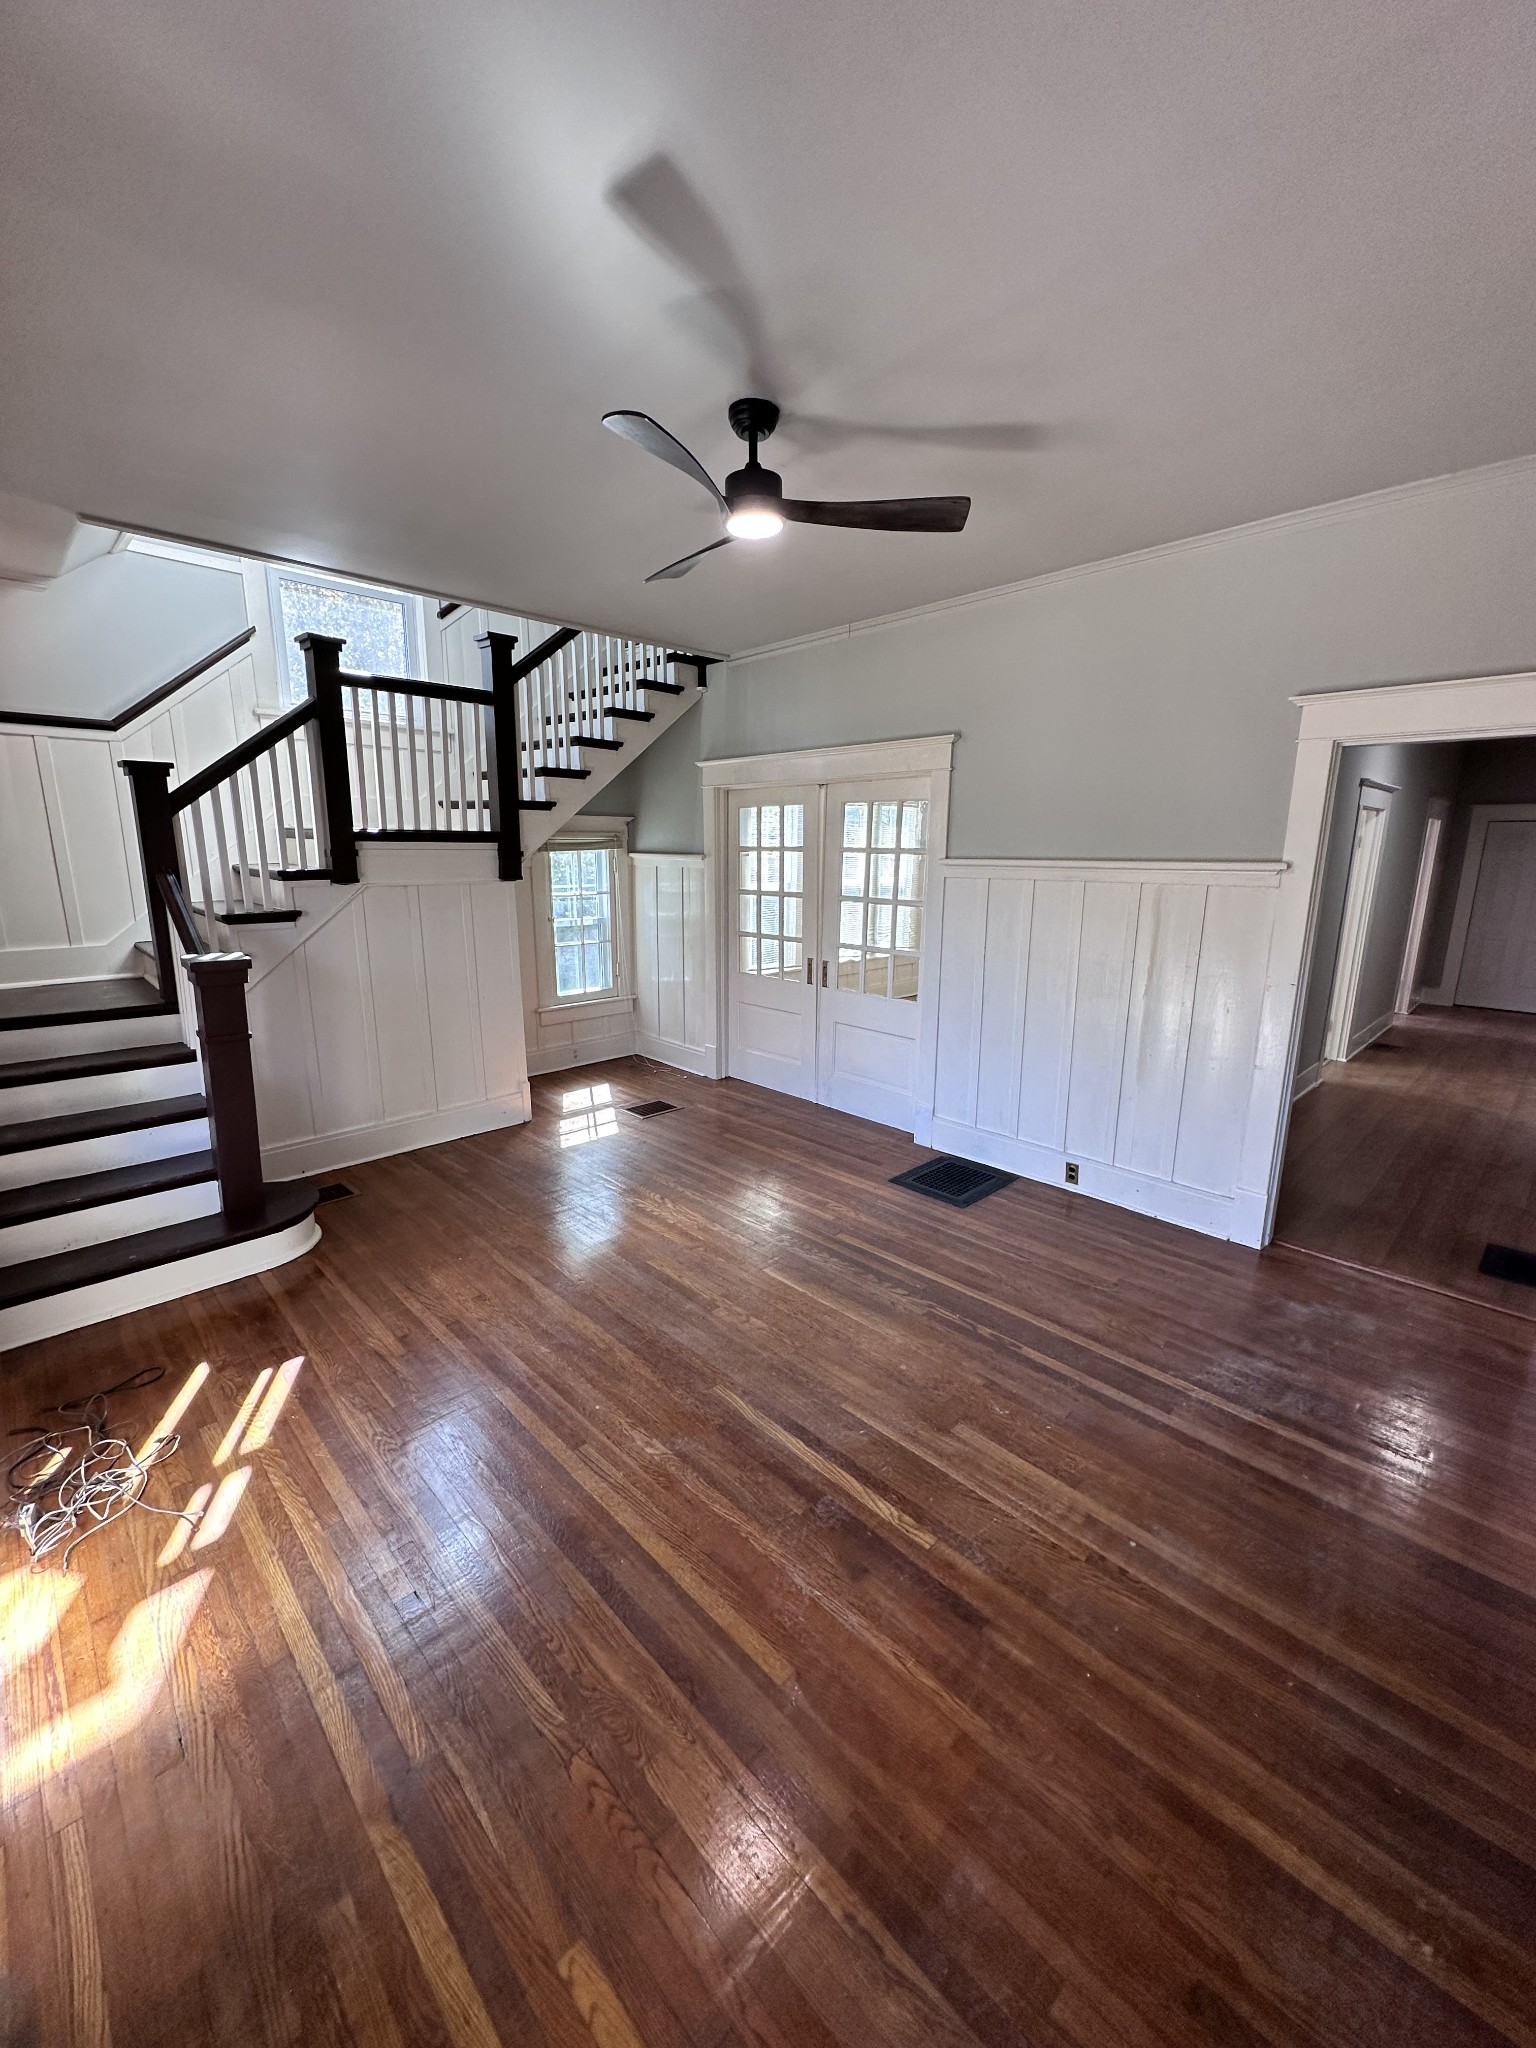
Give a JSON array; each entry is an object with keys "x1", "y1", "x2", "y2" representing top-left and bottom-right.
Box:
[{"x1": 1272, "y1": 731, "x2": 1536, "y2": 1313}]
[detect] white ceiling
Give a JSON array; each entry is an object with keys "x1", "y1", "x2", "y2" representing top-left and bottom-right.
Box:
[{"x1": 2, "y1": 0, "x2": 1534, "y2": 655}]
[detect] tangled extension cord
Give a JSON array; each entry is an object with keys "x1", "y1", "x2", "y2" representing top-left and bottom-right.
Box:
[{"x1": 4, "y1": 1367, "x2": 198, "y2": 1572}]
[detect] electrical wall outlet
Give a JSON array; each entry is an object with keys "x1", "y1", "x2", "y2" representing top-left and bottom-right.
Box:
[{"x1": 1064, "y1": 1161, "x2": 1080, "y2": 1186}]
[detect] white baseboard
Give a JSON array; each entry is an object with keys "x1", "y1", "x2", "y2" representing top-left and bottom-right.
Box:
[
  {"x1": 261, "y1": 1094, "x2": 531, "y2": 1179},
  {"x1": 0, "y1": 1213, "x2": 321, "y2": 1353},
  {"x1": 1345, "y1": 1010, "x2": 1396, "y2": 1059},
  {"x1": 0, "y1": 928, "x2": 144, "y2": 990},
  {"x1": 1292, "y1": 1060, "x2": 1323, "y2": 1101},
  {"x1": 924, "y1": 1115, "x2": 1245, "y2": 1243},
  {"x1": 635, "y1": 1033, "x2": 715, "y2": 1078},
  {"x1": 527, "y1": 1031, "x2": 638, "y2": 1076}
]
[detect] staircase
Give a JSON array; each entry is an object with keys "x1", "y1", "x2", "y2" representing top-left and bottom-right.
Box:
[{"x1": 0, "y1": 618, "x2": 707, "y2": 1351}]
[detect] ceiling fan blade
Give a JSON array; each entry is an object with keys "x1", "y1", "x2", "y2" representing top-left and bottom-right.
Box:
[
  {"x1": 602, "y1": 411, "x2": 727, "y2": 512},
  {"x1": 644, "y1": 535, "x2": 734, "y2": 583},
  {"x1": 781, "y1": 496, "x2": 971, "y2": 533}
]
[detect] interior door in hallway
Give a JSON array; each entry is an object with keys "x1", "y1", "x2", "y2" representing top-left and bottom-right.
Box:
[
  {"x1": 1456, "y1": 819, "x2": 1536, "y2": 1012},
  {"x1": 816, "y1": 781, "x2": 929, "y2": 1129},
  {"x1": 727, "y1": 787, "x2": 820, "y2": 1096}
]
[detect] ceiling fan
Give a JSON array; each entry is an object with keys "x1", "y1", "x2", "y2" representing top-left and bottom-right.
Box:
[{"x1": 602, "y1": 397, "x2": 971, "y2": 582}]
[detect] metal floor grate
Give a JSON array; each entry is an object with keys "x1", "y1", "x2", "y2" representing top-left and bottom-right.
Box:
[
  {"x1": 627, "y1": 1100, "x2": 678, "y2": 1119},
  {"x1": 890, "y1": 1155, "x2": 1016, "y2": 1208},
  {"x1": 1479, "y1": 1242, "x2": 1536, "y2": 1287}
]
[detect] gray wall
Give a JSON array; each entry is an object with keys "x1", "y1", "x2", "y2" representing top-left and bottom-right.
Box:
[
  {"x1": 614, "y1": 459, "x2": 1536, "y2": 861},
  {"x1": 1295, "y1": 740, "x2": 1464, "y2": 1074},
  {"x1": 0, "y1": 545, "x2": 249, "y2": 719},
  {"x1": 587, "y1": 697, "x2": 705, "y2": 853}
]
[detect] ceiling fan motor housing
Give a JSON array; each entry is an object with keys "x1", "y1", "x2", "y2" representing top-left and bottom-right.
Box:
[{"x1": 724, "y1": 463, "x2": 783, "y2": 511}]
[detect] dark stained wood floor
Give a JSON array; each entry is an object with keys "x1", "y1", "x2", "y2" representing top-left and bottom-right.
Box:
[
  {"x1": 4, "y1": 1057, "x2": 1536, "y2": 2047},
  {"x1": 1275, "y1": 1005, "x2": 1536, "y2": 1317}
]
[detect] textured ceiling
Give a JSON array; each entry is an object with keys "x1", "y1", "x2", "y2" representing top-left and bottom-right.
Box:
[{"x1": 1, "y1": 0, "x2": 1533, "y2": 654}]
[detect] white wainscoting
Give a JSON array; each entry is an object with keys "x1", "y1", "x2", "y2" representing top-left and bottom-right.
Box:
[
  {"x1": 631, "y1": 854, "x2": 715, "y2": 1076},
  {"x1": 0, "y1": 638, "x2": 270, "y2": 986},
  {"x1": 240, "y1": 844, "x2": 530, "y2": 1177},
  {"x1": 921, "y1": 860, "x2": 1283, "y2": 1244}
]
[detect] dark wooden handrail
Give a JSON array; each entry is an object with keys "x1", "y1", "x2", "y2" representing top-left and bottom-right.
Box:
[
  {"x1": 506, "y1": 625, "x2": 580, "y2": 684},
  {"x1": 169, "y1": 698, "x2": 316, "y2": 813},
  {"x1": 342, "y1": 672, "x2": 494, "y2": 708},
  {"x1": 159, "y1": 871, "x2": 207, "y2": 955},
  {"x1": 0, "y1": 628, "x2": 257, "y2": 732}
]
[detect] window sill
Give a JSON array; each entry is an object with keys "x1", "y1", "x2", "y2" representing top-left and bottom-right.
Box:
[{"x1": 536, "y1": 993, "x2": 635, "y2": 1022}]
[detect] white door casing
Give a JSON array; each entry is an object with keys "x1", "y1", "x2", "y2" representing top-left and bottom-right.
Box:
[
  {"x1": 1394, "y1": 799, "x2": 1450, "y2": 1014},
  {"x1": 703, "y1": 737, "x2": 955, "y2": 1131},
  {"x1": 1322, "y1": 781, "x2": 1392, "y2": 1063}
]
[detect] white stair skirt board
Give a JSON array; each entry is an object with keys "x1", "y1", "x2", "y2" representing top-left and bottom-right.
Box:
[
  {"x1": 0, "y1": 1011, "x2": 184, "y2": 1062},
  {"x1": 0, "y1": 1179, "x2": 222, "y2": 1266},
  {"x1": 0, "y1": 1212, "x2": 321, "y2": 1353},
  {"x1": 0, "y1": 1117, "x2": 211, "y2": 1192},
  {"x1": 259, "y1": 1093, "x2": 530, "y2": 1181},
  {"x1": 0, "y1": 1058, "x2": 203, "y2": 1123}
]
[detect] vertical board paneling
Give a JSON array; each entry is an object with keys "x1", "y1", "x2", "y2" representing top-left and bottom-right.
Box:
[
  {"x1": 41, "y1": 739, "x2": 137, "y2": 945},
  {"x1": 932, "y1": 873, "x2": 990, "y2": 1127},
  {"x1": 975, "y1": 877, "x2": 1032, "y2": 1136},
  {"x1": 681, "y1": 863, "x2": 709, "y2": 1050},
  {"x1": 655, "y1": 862, "x2": 687, "y2": 1047},
  {"x1": 1114, "y1": 883, "x2": 1207, "y2": 1179},
  {"x1": 303, "y1": 895, "x2": 383, "y2": 1135},
  {"x1": 1064, "y1": 881, "x2": 1139, "y2": 1163},
  {"x1": 419, "y1": 884, "x2": 485, "y2": 1108},
  {"x1": 1016, "y1": 878, "x2": 1082, "y2": 1148},
  {"x1": 1174, "y1": 886, "x2": 1275, "y2": 1195},
  {"x1": 247, "y1": 954, "x2": 318, "y2": 1146},
  {"x1": 470, "y1": 882, "x2": 526, "y2": 1101},
  {"x1": 0, "y1": 737, "x2": 70, "y2": 950},
  {"x1": 361, "y1": 886, "x2": 436, "y2": 1122}
]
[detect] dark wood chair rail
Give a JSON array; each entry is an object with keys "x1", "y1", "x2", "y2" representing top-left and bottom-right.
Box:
[{"x1": 0, "y1": 627, "x2": 257, "y2": 732}]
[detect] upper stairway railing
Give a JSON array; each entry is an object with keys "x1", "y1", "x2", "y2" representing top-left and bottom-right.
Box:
[{"x1": 122, "y1": 619, "x2": 705, "y2": 983}]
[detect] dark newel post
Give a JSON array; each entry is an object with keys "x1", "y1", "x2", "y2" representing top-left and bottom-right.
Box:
[
  {"x1": 185, "y1": 953, "x2": 264, "y2": 1228},
  {"x1": 478, "y1": 630, "x2": 524, "y2": 882},
  {"x1": 297, "y1": 631, "x2": 358, "y2": 884},
  {"x1": 120, "y1": 759, "x2": 179, "y2": 996}
]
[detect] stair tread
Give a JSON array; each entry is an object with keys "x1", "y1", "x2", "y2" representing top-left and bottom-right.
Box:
[
  {"x1": 221, "y1": 910, "x2": 303, "y2": 924},
  {"x1": 0, "y1": 978, "x2": 175, "y2": 1031},
  {"x1": 0, "y1": 1093, "x2": 207, "y2": 1157},
  {"x1": 0, "y1": 1042, "x2": 196, "y2": 1090},
  {"x1": 597, "y1": 707, "x2": 655, "y2": 722},
  {"x1": 0, "y1": 1152, "x2": 216, "y2": 1228},
  {"x1": 0, "y1": 1181, "x2": 318, "y2": 1310}
]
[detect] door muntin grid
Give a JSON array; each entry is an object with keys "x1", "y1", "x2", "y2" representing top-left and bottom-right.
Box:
[
  {"x1": 737, "y1": 801, "x2": 806, "y2": 978},
  {"x1": 837, "y1": 797, "x2": 926, "y2": 999}
]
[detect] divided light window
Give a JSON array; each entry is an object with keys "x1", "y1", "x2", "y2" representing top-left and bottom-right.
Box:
[
  {"x1": 549, "y1": 847, "x2": 617, "y2": 1000},
  {"x1": 738, "y1": 801, "x2": 806, "y2": 978},
  {"x1": 269, "y1": 566, "x2": 423, "y2": 703}
]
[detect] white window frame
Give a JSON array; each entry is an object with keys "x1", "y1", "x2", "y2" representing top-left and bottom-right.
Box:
[
  {"x1": 532, "y1": 820, "x2": 634, "y2": 1020},
  {"x1": 266, "y1": 563, "x2": 427, "y2": 704}
]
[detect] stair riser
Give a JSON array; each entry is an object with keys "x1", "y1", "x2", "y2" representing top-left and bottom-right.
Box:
[
  {"x1": 0, "y1": 1211, "x2": 321, "y2": 1352},
  {"x1": 0, "y1": 1118, "x2": 212, "y2": 1191},
  {"x1": 0, "y1": 1180, "x2": 222, "y2": 1267},
  {"x1": 0, "y1": 1060, "x2": 203, "y2": 1123},
  {"x1": 0, "y1": 1013, "x2": 185, "y2": 1062}
]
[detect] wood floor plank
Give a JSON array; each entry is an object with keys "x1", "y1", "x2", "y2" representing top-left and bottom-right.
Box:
[{"x1": 4, "y1": 1055, "x2": 1535, "y2": 2044}]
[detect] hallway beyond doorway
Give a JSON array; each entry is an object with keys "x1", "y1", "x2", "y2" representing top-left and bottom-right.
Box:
[{"x1": 1275, "y1": 1005, "x2": 1536, "y2": 1316}]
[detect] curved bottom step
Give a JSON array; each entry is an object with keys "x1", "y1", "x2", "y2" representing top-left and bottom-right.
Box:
[{"x1": 0, "y1": 1182, "x2": 321, "y2": 1352}]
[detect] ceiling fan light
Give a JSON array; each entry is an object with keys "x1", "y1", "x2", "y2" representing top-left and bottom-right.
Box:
[{"x1": 724, "y1": 505, "x2": 784, "y2": 539}]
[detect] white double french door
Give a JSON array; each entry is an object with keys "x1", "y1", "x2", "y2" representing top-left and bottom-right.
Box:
[{"x1": 726, "y1": 778, "x2": 931, "y2": 1129}]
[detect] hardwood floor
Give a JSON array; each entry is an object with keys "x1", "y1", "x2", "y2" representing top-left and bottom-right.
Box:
[
  {"x1": 1275, "y1": 1005, "x2": 1536, "y2": 1316},
  {"x1": 4, "y1": 1057, "x2": 1536, "y2": 2047}
]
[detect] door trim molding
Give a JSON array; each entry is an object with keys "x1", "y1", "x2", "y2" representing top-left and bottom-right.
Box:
[
  {"x1": 1245, "y1": 668, "x2": 1536, "y2": 1247},
  {"x1": 701, "y1": 734, "x2": 955, "y2": 788},
  {"x1": 1431, "y1": 802, "x2": 1536, "y2": 1005},
  {"x1": 702, "y1": 737, "x2": 954, "y2": 1116}
]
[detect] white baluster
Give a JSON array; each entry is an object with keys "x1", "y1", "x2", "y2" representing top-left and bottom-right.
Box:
[
  {"x1": 246, "y1": 762, "x2": 273, "y2": 911},
  {"x1": 208, "y1": 784, "x2": 236, "y2": 917},
  {"x1": 227, "y1": 774, "x2": 253, "y2": 912},
  {"x1": 406, "y1": 694, "x2": 422, "y2": 829},
  {"x1": 348, "y1": 684, "x2": 367, "y2": 831},
  {"x1": 285, "y1": 730, "x2": 308, "y2": 868},
  {"x1": 190, "y1": 801, "x2": 218, "y2": 937},
  {"x1": 389, "y1": 692, "x2": 405, "y2": 831},
  {"x1": 371, "y1": 687, "x2": 387, "y2": 833}
]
